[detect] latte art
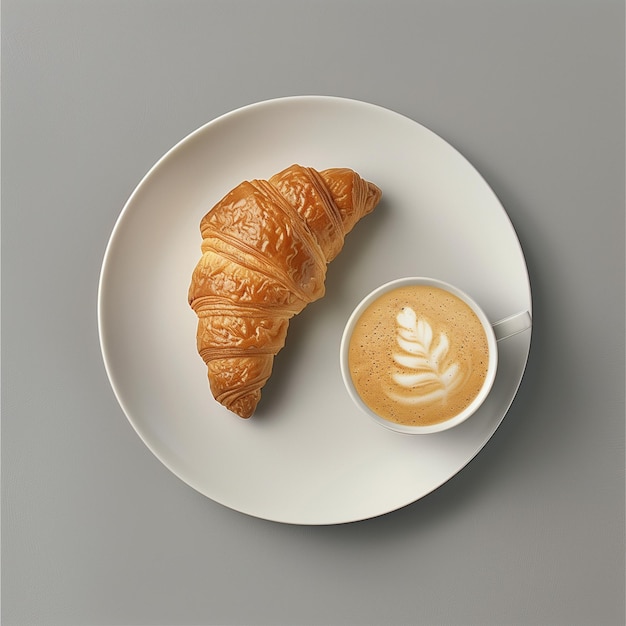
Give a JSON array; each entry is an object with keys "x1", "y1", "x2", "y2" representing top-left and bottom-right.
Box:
[
  {"x1": 387, "y1": 308, "x2": 463, "y2": 404},
  {"x1": 347, "y1": 284, "x2": 490, "y2": 427}
]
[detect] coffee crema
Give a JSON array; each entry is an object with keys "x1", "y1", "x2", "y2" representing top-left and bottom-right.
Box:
[{"x1": 347, "y1": 285, "x2": 490, "y2": 427}]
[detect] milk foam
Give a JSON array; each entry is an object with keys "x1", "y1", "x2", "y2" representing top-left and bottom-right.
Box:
[
  {"x1": 346, "y1": 284, "x2": 489, "y2": 427},
  {"x1": 386, "y1": 307, "x2": 462, "y2": 405}
]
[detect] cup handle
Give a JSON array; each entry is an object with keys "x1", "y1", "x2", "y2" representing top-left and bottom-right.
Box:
[{"x1": 492, "y1": 310, "x2": 532, "y2": 342}]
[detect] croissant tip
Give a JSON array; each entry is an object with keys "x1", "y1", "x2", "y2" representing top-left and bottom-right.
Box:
[
  {"x1": 365, "y1": 182, "x2": 383, "y2": 214},
  {"x1": 227, "y1": 394, "x2": 259, "y2": 419}
]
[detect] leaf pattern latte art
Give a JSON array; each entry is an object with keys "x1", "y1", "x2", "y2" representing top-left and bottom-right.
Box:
[{"x1": 385, "y1": 307, "x2": 462, "y2": 405}]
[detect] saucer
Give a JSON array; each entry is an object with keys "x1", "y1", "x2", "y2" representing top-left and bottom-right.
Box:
[{"x1": 98, "y1": 96, "x2": 532, "y2": 524}]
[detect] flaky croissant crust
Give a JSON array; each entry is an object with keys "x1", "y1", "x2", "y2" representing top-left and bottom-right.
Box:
[{"x1": 188, "y1": 164, "x2": 382, "y2": 418}]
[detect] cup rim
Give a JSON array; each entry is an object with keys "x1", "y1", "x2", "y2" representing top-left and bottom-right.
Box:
[{"x1": 340, "y1": 277, "x2": 498, "y2": 434}]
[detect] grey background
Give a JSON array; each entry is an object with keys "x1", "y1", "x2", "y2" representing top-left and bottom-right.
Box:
[{"x1": 2, "y1": 1, "x2": 624, "y2": 624}]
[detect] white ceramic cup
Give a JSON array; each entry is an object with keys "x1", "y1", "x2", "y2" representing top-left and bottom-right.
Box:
[{"x1": 340, "y1": 277, "x2": 532, "y2": 434}]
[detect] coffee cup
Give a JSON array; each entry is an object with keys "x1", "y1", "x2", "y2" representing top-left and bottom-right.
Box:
[{"x1": 339, "y1": 277, "x2": 531, "y2": 434}]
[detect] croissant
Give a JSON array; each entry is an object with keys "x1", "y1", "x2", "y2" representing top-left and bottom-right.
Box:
[{"x1": 188, "y1": 164, "x2": 382, "y2": 418}]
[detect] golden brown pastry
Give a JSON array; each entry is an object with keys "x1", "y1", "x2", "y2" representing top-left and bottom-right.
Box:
[{"x1": 188, "y1": 164, "x2": 382, "y2": 418}]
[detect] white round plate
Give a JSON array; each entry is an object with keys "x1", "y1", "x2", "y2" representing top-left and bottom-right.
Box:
[{"x1": 98, "y1": 96, "x2": 532, "y2": 525}]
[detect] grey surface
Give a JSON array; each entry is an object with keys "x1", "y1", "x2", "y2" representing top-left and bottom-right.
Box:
[{"x1": 2, "y1": 0, "x2": 624, "y2": 624}]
